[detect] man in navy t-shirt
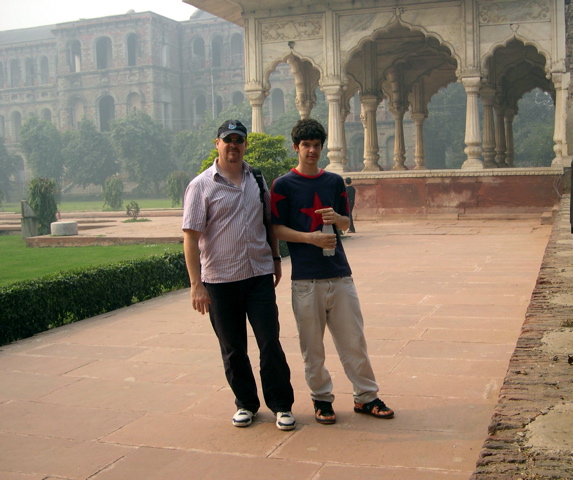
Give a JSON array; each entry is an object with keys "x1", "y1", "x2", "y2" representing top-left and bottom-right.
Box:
[{"x1": 271, "y1": 118, "x2": 394, "y2": 425}]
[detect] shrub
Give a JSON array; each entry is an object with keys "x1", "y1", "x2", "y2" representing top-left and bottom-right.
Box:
[
  {"x1": 28, "y1": 178, "x2": 59, "y2": 235},
  {"x1": 103, "y1": 176, "x2": 124, "y2": 210},
  {"x1": 0, "y1": 252, "x2": 189, "y2": 346},
  {"x1": 126, "y1": 200, "x2": 140, "y2": 220},
  {"x1": 167, "y1": 171, "x2": 191, "y2": 207}
]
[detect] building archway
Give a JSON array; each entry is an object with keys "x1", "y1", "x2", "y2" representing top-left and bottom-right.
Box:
[
  {"x1": 195, "y1": 94, "x2": 207, "y2": 125},
  {"x1": 69, "y1": 40, "x2": 82, "y2": 73},
  {"x1": 230, "y1": 33, "x2": 244, "y2": 66},
  {"x1": 211, "y1": 35, "x2": 223, "y2": 68},
  {"x1": 69, "y1": 96, "x2": 86, "y2": 129},
  {"x1": 127, "y1": 92, "x2": 142, "y2": 114},
  {"x1": 25, "y1": 58, "x2": 35, "y2": 86},
  {"x1": 192, "y1": 37, "x2": 206, "y2": 68},
  {"x1": 126, "y1": 33, "x2": 137, "y2": 67},
  {"x1": 10, "y1": 60, "x2": 21, "y2": 87},
  {"x1": 98, "y1": 95, "x2": 115, "y2": 131},
  {"x1": 11, "y1": 111, "x2": 22, "y2": 141},
  {"x1": 39, "y1": 56, "x2": 49, "y2": 84},
  {"x1": 481, "y1": 38, "x2": 555, "y2": 168},
  {"x1": 96, "y1": 37, "x2": 112, "y2": 70}
]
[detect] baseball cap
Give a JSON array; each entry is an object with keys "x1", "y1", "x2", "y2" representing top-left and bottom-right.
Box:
[{"x1": 217, "y1": 119, "x2": 248, "y2": 138}]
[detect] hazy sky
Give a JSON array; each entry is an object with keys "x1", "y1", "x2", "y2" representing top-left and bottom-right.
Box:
[{"x1": 0, "y1": 0, "x2": 197, "y2": 31}]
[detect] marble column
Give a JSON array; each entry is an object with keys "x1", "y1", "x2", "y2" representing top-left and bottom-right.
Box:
[
  {"x1": 360, "y1": 94, "x2": 382, "y2": 171},
  {"x1": 389, "y1": 104, "x2": 407, "y2": 170},
  {"x1": 411, "y1": 112, "x2": 427, "y2": 170},
  {"x1": 504, "y1": 108, "x2": 515, "y2": 167},
  {"x1": 494, "y1": 102, "x2": 508, "y2": 167},
  {"x1": 481, "y1": 87, "x2": 497, "y2": 168},
  {"x1": 461, "y1": 76, "x2": 484, "y2": 169},
  {"x1": 245, "y1": 84, "x2": 268, "y2": 133},
  {"x1": 340, "y1": 106, "x2": 350, "y2": 170},
  {"x1": 551, "y1": 72, "x2": 570, "y2": 167},
  {"x1": 322, "y1": 81, "x2": 345, "y2": 173}
]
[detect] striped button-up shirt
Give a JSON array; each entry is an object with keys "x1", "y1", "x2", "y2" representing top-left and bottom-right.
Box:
[{"x1": 182, "y1": 159, "x2": 273, "y2": 283}]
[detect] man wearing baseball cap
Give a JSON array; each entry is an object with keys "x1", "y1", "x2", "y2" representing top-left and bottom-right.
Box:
[{"x1": 182, "y1": 120, "x2": 296, "y2": 431}]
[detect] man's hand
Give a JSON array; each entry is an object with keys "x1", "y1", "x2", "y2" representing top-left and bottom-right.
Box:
[
  {"x1": 190, "y1": 283, "x2": 211, "y2": 315},
  {"x1": 273, "y1": 260, "x2": 282, "y2": 287},
  {"x1": 307, "y1": 230, "x2": 337, "y2": 249},
  {"x1": 316, "y1": 207, "x2": 337, "y2": 225}
]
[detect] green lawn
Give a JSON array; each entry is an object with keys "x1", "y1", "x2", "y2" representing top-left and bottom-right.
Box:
[
  {"x1": 0, "y1": 198, "x2": 179, "y2": 214},
  {"x1": 0, "y1": 235, "x2": 184, "y2": 287}
]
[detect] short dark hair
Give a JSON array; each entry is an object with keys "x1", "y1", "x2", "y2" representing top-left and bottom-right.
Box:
[
  {"x1": 345, "y1": 177, "x2": 352, "y2": 185},
  {"x1": 291, "y1": 118, "x2": 327, "y2": 147}
]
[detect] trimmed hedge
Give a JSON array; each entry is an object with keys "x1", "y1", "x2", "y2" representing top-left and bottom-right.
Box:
[{"x1": 0, "y1": 252, "x2": 190, "y2": 346}]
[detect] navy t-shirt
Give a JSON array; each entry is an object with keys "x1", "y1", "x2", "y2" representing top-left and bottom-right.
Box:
[{"x1": 271, "y1": 168, "x2": 352, "y2": 280}]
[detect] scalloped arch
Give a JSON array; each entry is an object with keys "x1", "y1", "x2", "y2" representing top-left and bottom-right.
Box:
[
  {"x1": 263, "y1": 52, "x2": 323, "y2": 91},
  {"x1": 481, "y1": 34, "x2": 552, "y2": 78},
  {"x1": 342, "y1": 18, "x2": 461, "y2": 77}
]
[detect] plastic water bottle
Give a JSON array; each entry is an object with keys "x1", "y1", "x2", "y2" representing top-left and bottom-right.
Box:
[{"x1": 322, "y1": 223, "x2": 335, "y2": 256}]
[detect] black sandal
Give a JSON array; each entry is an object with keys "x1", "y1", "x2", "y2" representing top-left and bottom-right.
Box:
[
  {"x1": 354, "y1": 398, "x2": 394, "y2": 419},
  {"x1": 313, "y1": 400, "x2": 336, "y2": 424}
]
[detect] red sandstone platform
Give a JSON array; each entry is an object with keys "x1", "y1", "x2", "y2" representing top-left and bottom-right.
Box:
[{"x1": 0, "y1": 213, "x2": 558, "y2": 479}]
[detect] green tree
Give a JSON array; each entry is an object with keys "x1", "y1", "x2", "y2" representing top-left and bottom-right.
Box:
[
  {"x1": 110, "y1": 111, "x2": 175, "y2": 194},
  {"x1": 199, "y1": 132, "x2": 297, "y2": 184},
  {"x1": 20, "y1": 117, "x2": 64, "y2": 180},
  {"x1": 513, "y1": 89, "x2": 554, "y2": 167},
  {"x1": 166, "y1": 171, "x2": 191, "y2": 207},
  {"x1": 0, "y1": 137, "x2": 22, "y2": 202},
  {"x1": 62, "y1": 118, "x2": 119, "y2": 189},
  {"x1": 102, "y1": 176, "x2": 124, "y2": 211},
  {"x1": 28, "y1": 177, "x2": 59, "y2": 235},
  {"x1": 174, "y1": 101, "x2": 252, "y2": 175}
]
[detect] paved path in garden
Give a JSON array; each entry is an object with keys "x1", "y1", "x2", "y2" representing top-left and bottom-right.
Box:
[{"x1": 0, "y1": 212, "x2": 556, "y2": 479}]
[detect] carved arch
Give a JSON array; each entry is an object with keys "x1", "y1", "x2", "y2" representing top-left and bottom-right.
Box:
[{"x1": 342, "y1": 18, "x2": 461, "y2": 78}]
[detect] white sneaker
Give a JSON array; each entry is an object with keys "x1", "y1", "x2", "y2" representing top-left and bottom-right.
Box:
[
  {"x1": 276, "y1": 411, "x2": 296, "y2": 431},
  {"x1": 232, "y1": 408, "x2": 255, "y2": 427}
]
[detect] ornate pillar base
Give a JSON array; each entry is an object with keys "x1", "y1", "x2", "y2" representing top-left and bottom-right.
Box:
[
  {"x1": 392, "y1": 160, "x2": 408, "y2": 171},
  {"x1": 362, "y1": 162, "x2": 382, "y2": 172},
  {"x1": 325, "y1": 151, "x2": 346, "y2": 173}
]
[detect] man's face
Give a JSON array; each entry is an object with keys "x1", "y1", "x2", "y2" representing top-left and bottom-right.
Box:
[
  {"x1": 216, "y1": 134, "x2": 247, "y2": 164},
  {"x1": 293, "y1": 139, "x2": 322, "y2": 165}
]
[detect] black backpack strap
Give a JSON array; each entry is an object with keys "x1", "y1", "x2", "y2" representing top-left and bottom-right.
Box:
[
  {"x1": 252, "y1": 167, "x2": 266, "y2": 205},
  {"x1": 252, "y1": 168, "x2": 271, "y2": 244}
]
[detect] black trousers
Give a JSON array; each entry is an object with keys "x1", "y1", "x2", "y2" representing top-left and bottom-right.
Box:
[
  {"x1": 205, "y1": 274, "x2": 294, "y2": 413},
  {"x1": 349, "y1": 203, "x2": 355, "y2": 232}
]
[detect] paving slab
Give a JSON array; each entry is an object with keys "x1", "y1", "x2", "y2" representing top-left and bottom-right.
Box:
[{"x1": 0, "y1": 214, "x2": 553, "y2": 479}]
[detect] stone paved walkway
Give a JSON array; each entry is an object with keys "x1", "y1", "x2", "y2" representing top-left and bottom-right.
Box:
[
  {"x1": 0, "y1": 205, "x2": 569, "y2": 479},
  {"x1": 471, "y1": 195, "x2": 573, "y2": 480}
]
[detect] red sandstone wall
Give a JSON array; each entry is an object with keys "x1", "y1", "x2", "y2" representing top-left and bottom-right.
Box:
[{"x1": 352, "y1": 174, "x2": 563, "y2": 217}]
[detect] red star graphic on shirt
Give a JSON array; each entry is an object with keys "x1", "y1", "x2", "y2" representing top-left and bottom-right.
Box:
[
  {"x1": 271, "y1": 191, "x2": 286, "y2": 218},
  {"x1": 341, "y1": 189, "x2": 349, "y2": 214},
  {"x1": 300, "y1": 193, "x2": 329, "y2": 232}
]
